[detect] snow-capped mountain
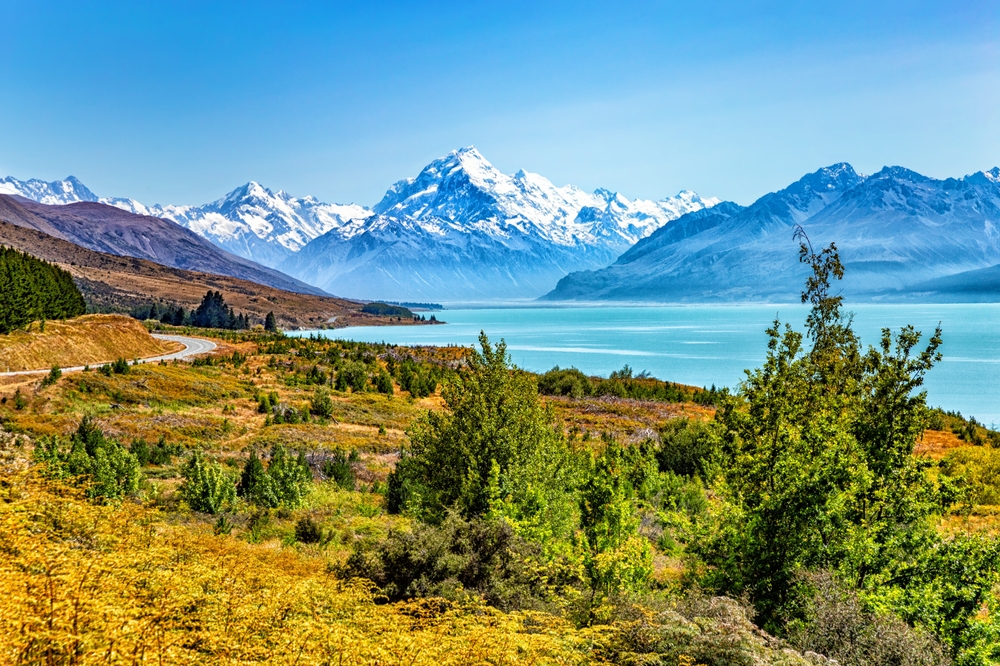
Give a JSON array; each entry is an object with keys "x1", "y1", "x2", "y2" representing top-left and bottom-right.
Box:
[
  {"x1": 544, "y1": 164, "x2": 1000, "y2": 302},
  {"x1": 0, "y1": 175, "x2": 371, "y2": 267},
  {"x1": 0, "y1": 175, "x2": 99, "y2": 205},
  {"x1": 280, "y1": 147, "x2": 718, "y2": 300},
  {"x1": 105, "y1": 183, "x2": 371, "y2": 267},
  {"x1": 1, "y1": 147, "x2": 718, "y2": 300}
]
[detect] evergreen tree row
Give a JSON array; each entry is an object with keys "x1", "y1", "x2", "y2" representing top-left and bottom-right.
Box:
[
  {"x1": 0, "y1": 247, "x2": 87, "y2": 334},
  {"x1": 132, "y1": 290, "x2": 275, "y2": 331}
]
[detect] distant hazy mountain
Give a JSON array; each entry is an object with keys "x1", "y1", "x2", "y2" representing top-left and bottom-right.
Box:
[
  {"x1": 544, "y1": 165, "x2": 1000, "y2": 302},
  {"x1": 281, "y1": 147, "x2": 718, "y2": 300},
  {"x1": 0, "y1": 194, "x2": 325, "y2": 296}
]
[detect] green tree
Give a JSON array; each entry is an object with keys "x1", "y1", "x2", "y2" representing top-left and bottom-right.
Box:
[
  {"x1": 579, "y1": 440, "x2": 653, "y2": 613},
  {"x1": 179, "y1": 451, "x2": 236, "y2": 514},
  {"x1": 0, "y1": 247, "x2": 86, "y2": 334},
  {"x1": 267, "y1": 444, "x2": 312, "y2": 508},
  {"x1": 704, "y1": 232, "x2": 950, "y2": 635},
  {"x1": 238, "y1": 449, "x2": 279, "y2": 508},
  {"x1": 264, "y1": 311, "x2": 277, "y2": 332},
  {"x1": 388, "y1": 333, "x2": 578, "y2": 546},
  {"x1": 33, "y1": 417, "x2": 141, "y2": 501},
  {"x1": 310, "y1": 388, "x2": 334, "y2": 418}
]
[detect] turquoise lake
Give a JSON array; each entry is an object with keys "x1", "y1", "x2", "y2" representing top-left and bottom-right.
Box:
[{"x1": 292, "y1": 304, "x2": 1000, "y2": 426}]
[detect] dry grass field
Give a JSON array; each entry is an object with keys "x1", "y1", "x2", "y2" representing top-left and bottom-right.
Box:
[{"x1": 0, "y1": 314, "x2": 179, "y2": 372}]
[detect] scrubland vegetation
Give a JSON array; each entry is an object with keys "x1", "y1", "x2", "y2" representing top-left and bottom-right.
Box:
[{"x1": 2, "y1": 242, "x2": 1000, "y2": 664}]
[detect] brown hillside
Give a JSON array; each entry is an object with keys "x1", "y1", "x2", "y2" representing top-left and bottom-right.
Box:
[
  {"x1": 0, "y1": 217, "x2": 422, "y2": 329},
  {"x1": 0, "y1": 315, "x2": 178, "y2": 372},
  {"x1": 0, "y1": 194, "x2": 323, "y2": 296}
]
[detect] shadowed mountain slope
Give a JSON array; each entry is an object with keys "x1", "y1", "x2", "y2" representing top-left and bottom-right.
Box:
[{"x1": 544, "y1": 165, "x2": 1000, "y2": 302}]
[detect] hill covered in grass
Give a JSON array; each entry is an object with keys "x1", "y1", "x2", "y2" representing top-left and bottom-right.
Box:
[{"x1": 0, "y1": 314, "x2": 177, "y2": 372}]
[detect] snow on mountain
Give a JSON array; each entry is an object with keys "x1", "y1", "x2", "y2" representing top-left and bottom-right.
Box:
[
  {"x1": 104, "y1": 183, "x2": 372, "y2": 267},
  {"x1": 1, "y1": 147, "x2": 717, "y2": 301},
  {"x1": 280, "y1": 147, "x2": 718, "y2": 300},
  {"x1": 0, "y1": 176, "x2": 99, "y2": 205},
  {"x1": 544, "y1": 163, "x2": 1000, "y2": 302}
]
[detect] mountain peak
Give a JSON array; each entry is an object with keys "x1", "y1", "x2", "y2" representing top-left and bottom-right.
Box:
[
  {"x1": 983, "y1": 167, "x2": 1000, "y2": 183},
  {"x1": 0, "y1": 174, "x2": 99, "y2": 205},
  {"x1": 870, "y1": 165, "x2": 929, "y2": 182}
]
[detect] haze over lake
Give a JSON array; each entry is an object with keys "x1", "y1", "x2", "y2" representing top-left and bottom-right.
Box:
[{"x1": 294, "y1": 304, "x2": 1000, "y2": 426}]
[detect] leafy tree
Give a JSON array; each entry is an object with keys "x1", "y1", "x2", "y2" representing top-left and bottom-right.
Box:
[
  {"x1": 266, "y1": 444, "x2": 312, "y2": 508},
  {"x1": 387, "y1": 333, "x2": 578, "y2": 546},
  {"x1": 33, "y1": 416, "x2": 142, "y2": 501},
  {"x1": 375, "y1": 368, "x2": 394, "y2": 395},
  {"x1": 703, "y1": 232, "x2": 960, "y2": 640},
  {"x1": 179, "y1": 451, "x2": 236, "y2": 514},
  {"x1": 579, "y1": 440, "x2": 653, "y2": 611},
  {"x1": 335, "y1": 361, "x2": 369, "y2": 392},
  {"x1": 264, "y1": 311, "x2": 277, "y2": 332}
]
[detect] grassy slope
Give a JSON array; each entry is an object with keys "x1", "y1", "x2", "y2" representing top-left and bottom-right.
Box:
[{"x1": 0, "y1": 314, "x2": 179, "y2": 372}]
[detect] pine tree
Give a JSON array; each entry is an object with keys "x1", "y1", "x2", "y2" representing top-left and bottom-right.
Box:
[
  {"x1": 238, "y1": 450, "x2": 279, "y2": 508},
  {"x1": 0, "y1": 247, "x2": 86, "y2": 334}
]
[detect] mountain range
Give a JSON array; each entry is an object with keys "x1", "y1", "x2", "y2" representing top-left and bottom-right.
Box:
[
  {"x1": 6, "y1": 154, "x2": 1000, "y2": 304},
  {"x1": 0, "y1": 147, "x2": 717, "y2": 301},
  {"x1": 544, "y1": 164, "x2": 1000, "y2": 302}
]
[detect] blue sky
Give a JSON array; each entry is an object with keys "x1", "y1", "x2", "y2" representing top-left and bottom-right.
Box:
[{"x1": 1, "y1": 1, "x2": 997, "y2": 206}]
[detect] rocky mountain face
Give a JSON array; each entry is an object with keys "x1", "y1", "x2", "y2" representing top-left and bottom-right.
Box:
[
  {"x1": 0, "y1": 194, "x2": 325, "y2": 296},
  {"x1": 280, "y1": 147, "x2": 718, "y2": 300},
  {"x1": 544, "y1": 165, "x2": 1000, "y2": 302}
]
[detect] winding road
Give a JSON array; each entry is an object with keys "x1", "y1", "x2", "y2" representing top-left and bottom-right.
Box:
[{"x1": 0, "y1": 334, "x2": 217, "y2": 377}]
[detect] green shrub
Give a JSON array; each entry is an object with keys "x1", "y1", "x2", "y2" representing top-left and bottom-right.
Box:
[
  {"x1": 179, "y1": 451, "x2": 236, "y2": 514},
  {"x1": 538, "y1": 366, "x2": 592, "y2": 398},
  {"x1": 40, "y1": 365, "x2": 62, "y2": 388},
  {"x1": 375, "y1": 368, "x2": 394, "y2": 395},
  {"x1": 657, "y1": 418, "x2": 721, "y2": 480},
  {"x1": 339, "y1": 513, "x2": 559, "y2": 611},
  {"x1": 294, "y1": 516, "x2": 323, "y2": 544},
  {"x1": 309, "y1": 388, "x2": 334, "y2": 418},
  {"x1": 321, "y1": 449, "x2": 359, "y2": 490},
  {"x1": 335, "y1": 361, "x2": 369, "y2": 392},
  {"x1": 266, "y1": 444, "x2": 312, "y2": 508},
  {"x1": 940, "y1": 446, "x2": 1000, "y2": 505},
  {"x1": 33, "y1": 417, "x2": 142, "y2": 501},
  {"x1": 237, "y1": 449, "x2": 279, "y2": 508}
]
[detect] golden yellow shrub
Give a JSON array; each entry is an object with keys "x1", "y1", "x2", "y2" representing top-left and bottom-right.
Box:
[{"x1": 0, "y1": 470, "x2": 588, "y2": 665}]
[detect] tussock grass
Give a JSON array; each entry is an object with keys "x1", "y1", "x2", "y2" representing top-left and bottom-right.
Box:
[{"x1": 0, "y1": 314, "x2": 179, "y2": 372}]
